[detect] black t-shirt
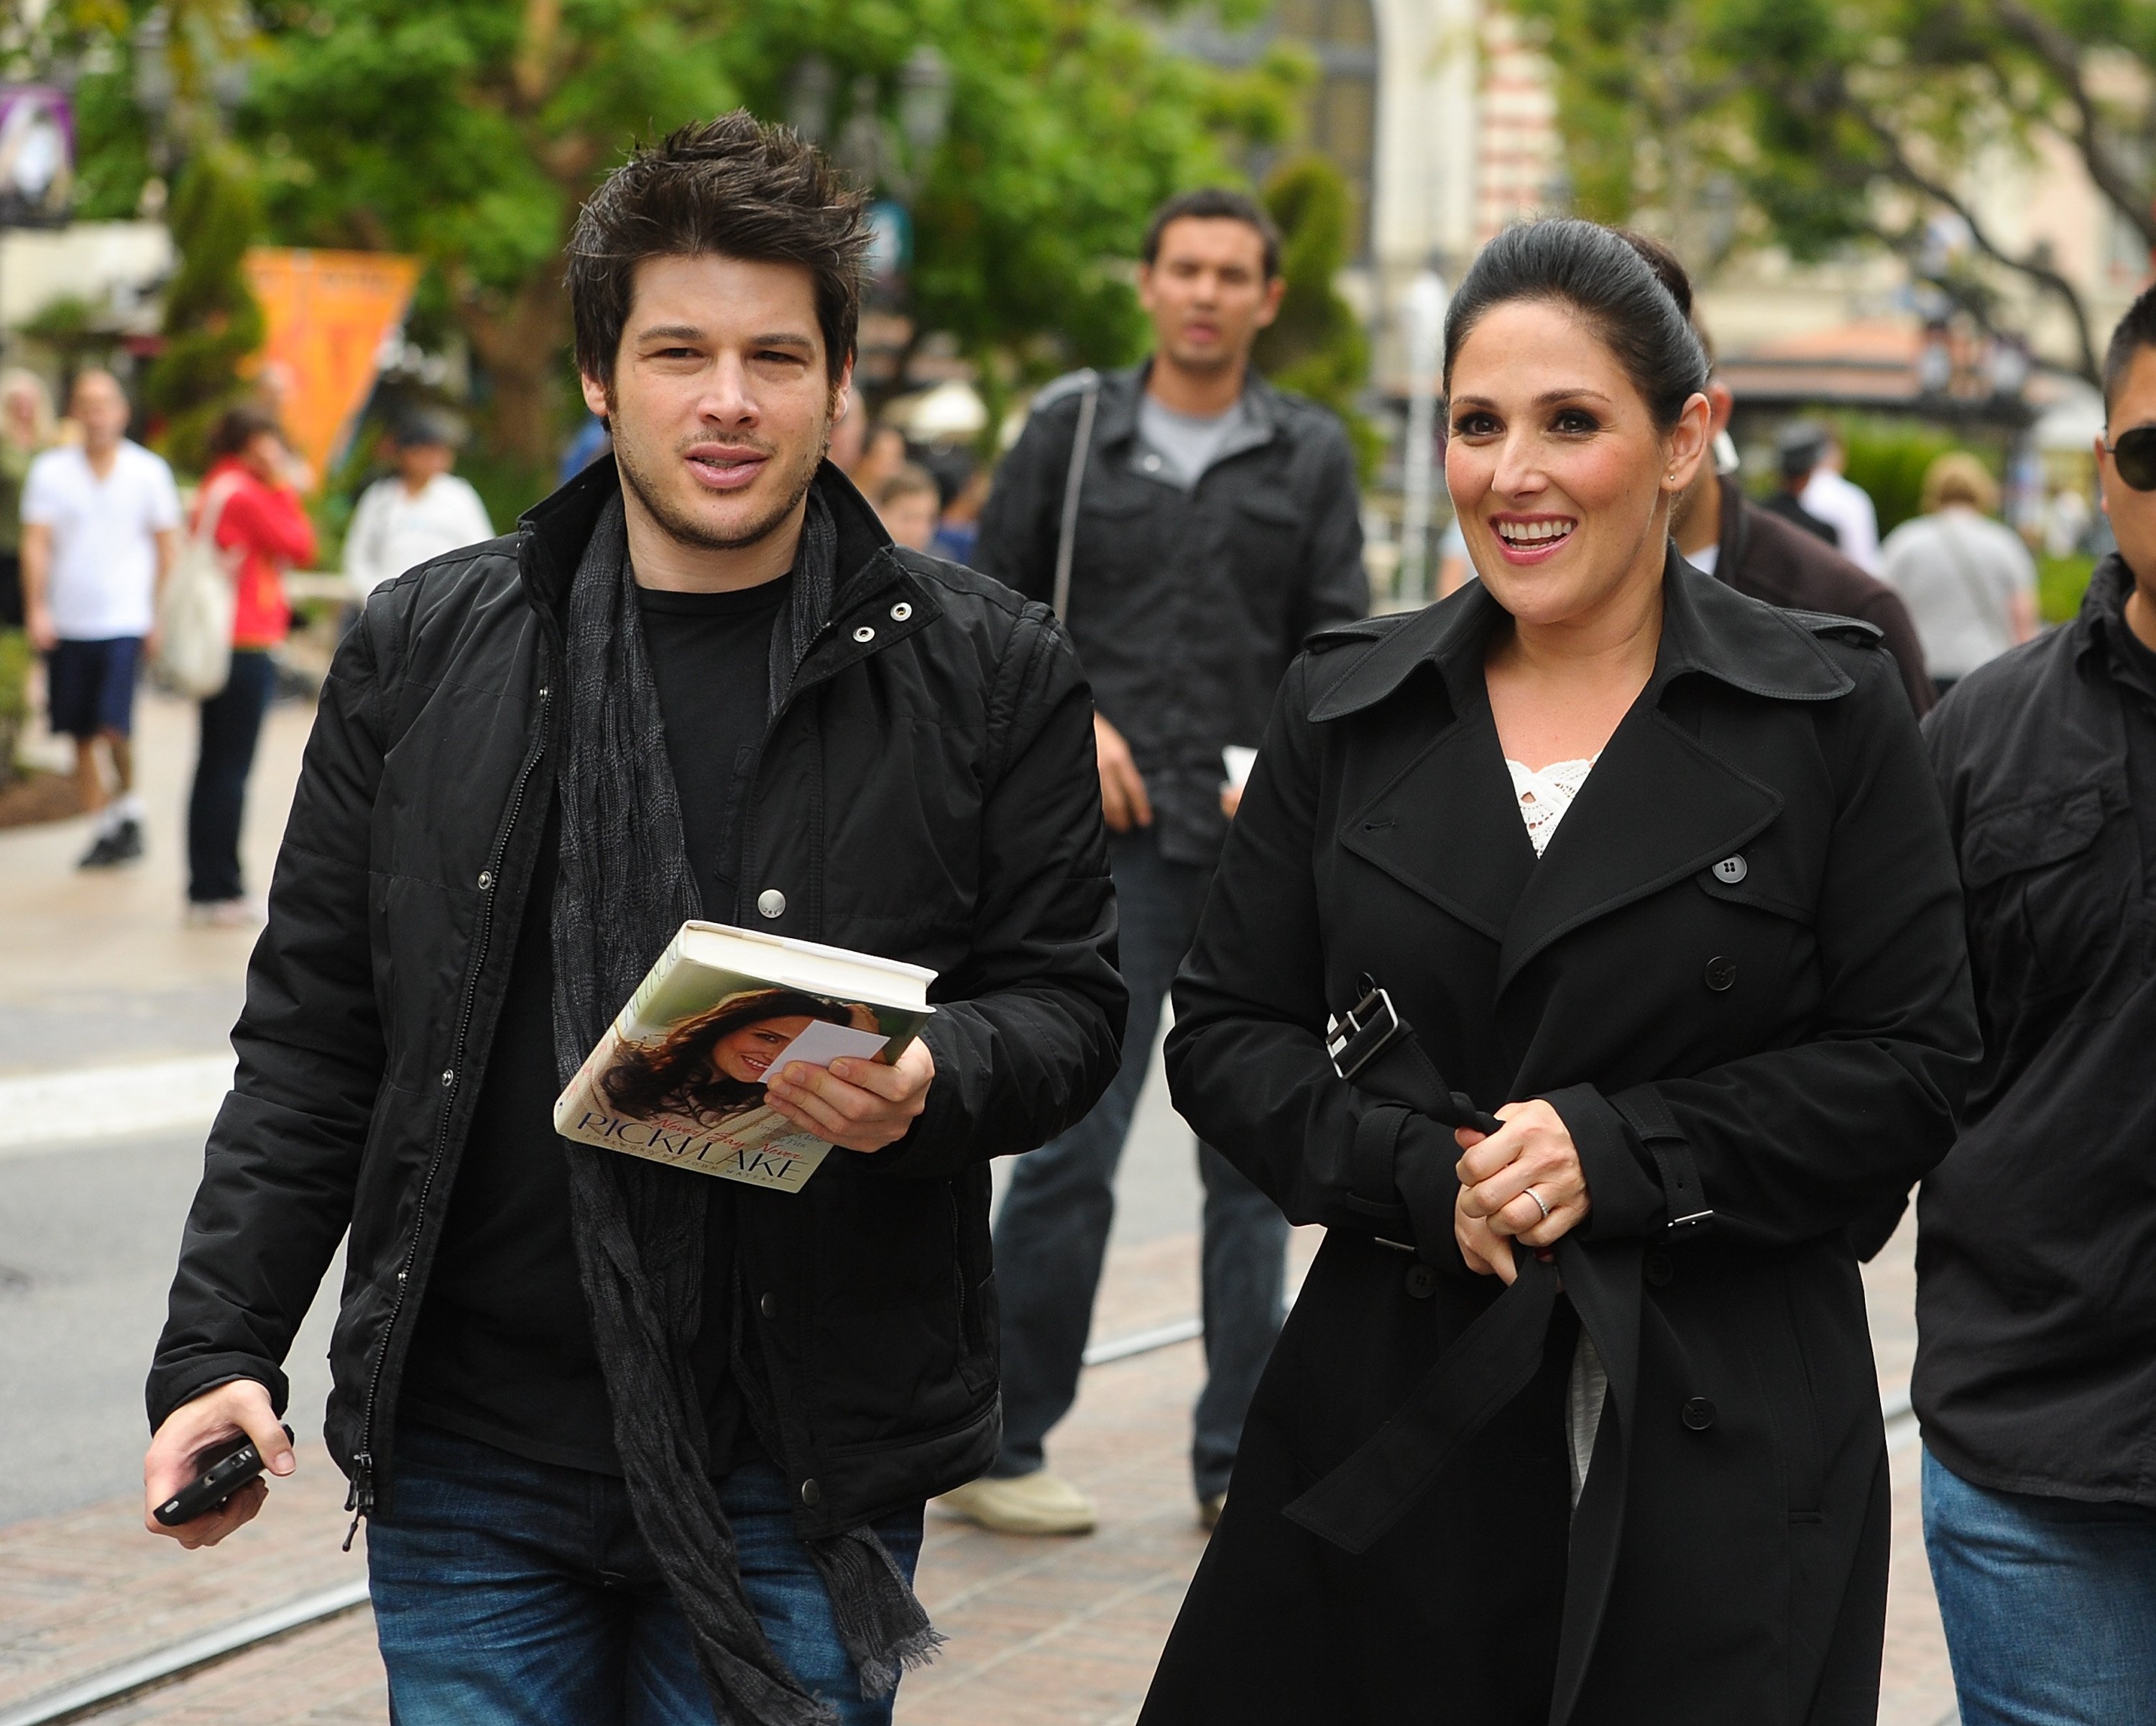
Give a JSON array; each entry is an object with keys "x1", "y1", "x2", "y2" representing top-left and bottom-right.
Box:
[{"x1": 400, "y1": 574, "x2": 792, "y2": 1474}]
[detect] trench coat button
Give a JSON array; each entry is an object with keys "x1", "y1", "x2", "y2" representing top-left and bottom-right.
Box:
[
  {"x1": 1713, "y1": 854, "x2": 1749, "y2": 884},
  {"x1": 1681, "y1": 1396, "x2": 1716, "y2": 1431},
  {"x1": 1404, "y1": 1264, "x2": 1439, "y2": 1299},
  {"x1": 852, "y1": 624, "x2": 876, "y2": 643},
  {"x1": 757, "y1": 889, "x2": 786, "y2": 919},
  {"x1": 1643, "y1": 1250, "x2": 1674, "y2": 1287},
  {"x1": 1705, "y1": 955, "x2": 1738, "y2": 991},
  {"x1": 800, "y1": 1478, "x2": 823, "y2": 1507},
  {"x1": 760, "y1": 1293, "x2": 778, "y2": 1320},
  {"x1": 889, "y1": 600, "x2": 912, "y2": 622}
]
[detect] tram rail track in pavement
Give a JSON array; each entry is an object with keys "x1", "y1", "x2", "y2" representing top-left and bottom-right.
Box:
[
  {"x1": 0, "y1": 1061, "x2": 1931, "y2": 1724},
  {"x1": 0, "y1": 1310, "x2": 1924, "y2": 1726}
]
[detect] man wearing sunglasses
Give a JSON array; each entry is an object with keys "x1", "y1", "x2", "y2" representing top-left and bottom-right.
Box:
[{"x1": 1911, "y1": 288, "x2": 2156, "y2": 1723}]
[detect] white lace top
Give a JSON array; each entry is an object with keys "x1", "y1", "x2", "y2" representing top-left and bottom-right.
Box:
[
  {"x1": 1506, "y1": 753, "x2": 1599, "y2": 857},
  {"x1": 1506, "y1": 750, "x2": 1608, "y2": 1505}
]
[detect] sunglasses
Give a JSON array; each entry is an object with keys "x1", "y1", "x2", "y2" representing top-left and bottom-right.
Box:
[{"x1": 2104, "y1": 426, "x2": 2156, "y2": 491}]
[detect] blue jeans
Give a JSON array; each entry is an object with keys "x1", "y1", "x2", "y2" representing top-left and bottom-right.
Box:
[
  {"x1": 991, "y1": 827, "x2": 1289, "y2": 1502},
  {"x1": 1924, "y1": 1446, "x2": 2156, "y2": 1725},
  {"x1": 368, "y1": 1423, "x2": 925, "y2": 1726}
]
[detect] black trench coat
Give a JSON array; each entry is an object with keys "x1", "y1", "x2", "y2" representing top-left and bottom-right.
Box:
[{"x1": 1141, "y1": 558, "x2": 1978, "y2": 1726}]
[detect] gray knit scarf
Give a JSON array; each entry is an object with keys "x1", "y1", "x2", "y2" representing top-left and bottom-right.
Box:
[{"x1": 550, "y1": 489, "x2": 939, "y2": 1725}]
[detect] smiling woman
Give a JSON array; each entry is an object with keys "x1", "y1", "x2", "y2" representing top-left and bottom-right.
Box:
[{"x1": 1138, "y1": 219, "x2": 1978, "y2": 1725}]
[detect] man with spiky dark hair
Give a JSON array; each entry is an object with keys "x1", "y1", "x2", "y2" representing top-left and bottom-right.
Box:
[{"x1": 142, "y1": 111, "x2": 1123, "y2": 1725}]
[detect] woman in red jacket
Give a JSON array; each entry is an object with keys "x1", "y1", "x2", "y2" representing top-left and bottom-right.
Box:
[{"x1": 186, "y1": 407, "x2": 316, "y2": 926}]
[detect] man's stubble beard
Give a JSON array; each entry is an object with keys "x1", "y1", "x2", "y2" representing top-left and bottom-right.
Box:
[
  {"x1": 613, "y1": 415, "x2": 833, "y2": 556},
  {"x1": 1161, "y1": 334, "x2": 1245, "y2": 378}
]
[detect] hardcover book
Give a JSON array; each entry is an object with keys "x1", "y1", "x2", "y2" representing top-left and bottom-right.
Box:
[{"x1": 553, "y1": 921, "x2": 936, "y2": 1193}]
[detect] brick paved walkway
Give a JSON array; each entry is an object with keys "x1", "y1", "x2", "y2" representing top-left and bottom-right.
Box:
[{"x1": 0, "y1": 1226, "x2": 1957, "y2": 1726}]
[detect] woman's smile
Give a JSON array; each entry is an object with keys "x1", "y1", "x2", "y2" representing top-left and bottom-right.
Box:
[
  {"x1": 1489, "y1": 512, "x2": 1579, "y2": 563},
  {"x1": 711, "y1": 1015, "x2": 818, "y2": 1085}
]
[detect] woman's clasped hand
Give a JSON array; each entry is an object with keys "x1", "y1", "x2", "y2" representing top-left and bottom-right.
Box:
[{"x1": 1452, "y1": 1100, "x2": 1591, "y2": 1282}]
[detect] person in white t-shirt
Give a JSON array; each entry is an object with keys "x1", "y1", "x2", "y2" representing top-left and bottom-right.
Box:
[
  {"x1": 20, "y1": 369, "x2": 183, "y2": 868},
  {"x1": 1878, "y1": 451, "x2": 2040, "y2": 696},
  {"x1": 342, "y1": 414, "x2": 494, "y2": 598},
  {"x1": 1800, "y1": 431, "x2": 1883, "y2": 574}
]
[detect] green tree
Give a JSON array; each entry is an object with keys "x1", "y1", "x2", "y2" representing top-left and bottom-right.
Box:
[
  {"x1": 141, "y1": 144, "x2": 266, "y2": 473},
  {"x1": 68, "y1": 0, "x2": 1300, "y2": 483},
  {"x1": 1511, "y1": 0, "x2": 2156, "y2": 382},
  {"x1": 1252, "y1": 154, "x2": 1377, "y2": 479}
]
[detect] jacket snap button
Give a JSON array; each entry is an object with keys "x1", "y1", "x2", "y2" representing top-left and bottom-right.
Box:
[
  {"x1": 1681, "y1": 1396, "x2": 1715, "y2": 1431},
  {"x1": 1143, "y1": 453, "x2": 1162, "y2": 472},
  {"x1": 799, "y1": 1478, "x2": 822, "y2": 1507},
  {"x1": 1644, "y1": 1250, "x2": 1674, "y2": 1287},
  {"x1": 852, "y1": 625, "x2": 876, "y2": 644},
  {"x1": 1704, "y1": 955, "x2": 1737, "y2": 991},
  {"x1": 890, "y1": 601, "x2": 912, "y2": 622},
  {"x1": 757, "y1": 889, "x2": 786, "y2": 919},
  {"x1": 1713, "y1": 855, "x2": 1748, "y2": 884},
  {"x1": 760, "y1": 1293, "x2": 778, "y2": 1320},
  {"x1": 441, "y1": 1069, "x2": 455, "y2": 1086},
  {"x1": 476, "y1": 871, "x2": 493, "y2": 889},
  {"x1": 1404, "y1": 1264, "x2": 1439, "y2": 1299}
]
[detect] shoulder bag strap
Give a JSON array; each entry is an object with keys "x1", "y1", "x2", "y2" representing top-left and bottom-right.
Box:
[
  {"x1": 1051, "y1": 378, "x2": 1101, "y2": 621},
  {"x1": 194, "y1": 472, "x2": 246, "y2": 561}
]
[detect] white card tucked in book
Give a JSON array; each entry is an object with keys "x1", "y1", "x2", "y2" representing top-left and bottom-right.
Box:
[{"x1": 764, "y1": 1019, "x2": 893, "y2": 1076}]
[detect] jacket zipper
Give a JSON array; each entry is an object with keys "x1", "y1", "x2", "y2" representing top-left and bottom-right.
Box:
[{"x1": 344, "y1": 680, "x2": 550, "y2": 1548}]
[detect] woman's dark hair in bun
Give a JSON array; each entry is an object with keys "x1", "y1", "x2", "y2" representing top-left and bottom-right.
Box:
[{"x1": 1443, "y1": 217, "x2": 1709, "y2": 430}]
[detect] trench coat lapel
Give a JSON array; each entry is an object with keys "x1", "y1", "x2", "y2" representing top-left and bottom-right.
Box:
[
  {"x1": 1494, "y1": 701, "x2": 1782, "y2": 995},
  {"x1": 1494, "y1": 556, "x2": 1853, "y2": 996},
  {"x1": 1335, "y1": 630, "x2": 1537, "y2": 942}
]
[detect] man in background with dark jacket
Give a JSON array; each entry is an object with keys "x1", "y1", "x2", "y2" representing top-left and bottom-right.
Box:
[
  {"x1": 1671, "y1": 345, "x2": 1932, "y2": 715},
  {"x1": 1762, "y1": 420, "x2": 1846, "y2": 547},
  {"x1": 952, "y1": 188, "x2": 1367, "y2": 1538},
  {"x1": 142, "y1": 114, "x2": 1122, "y2": 1726},
  {"x1": 1914, "y1": 283, "x2": 2156, "y2": 1722}
]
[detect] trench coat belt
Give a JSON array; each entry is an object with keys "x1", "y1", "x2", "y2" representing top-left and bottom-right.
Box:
[{"x1": 1289, "y1": 989, "x2": 1646, "y2": 1726}]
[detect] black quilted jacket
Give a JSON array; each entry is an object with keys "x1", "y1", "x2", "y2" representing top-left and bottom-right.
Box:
[{"x1": 147, "y1": 458, "x2": 1125, "y2": 1536}]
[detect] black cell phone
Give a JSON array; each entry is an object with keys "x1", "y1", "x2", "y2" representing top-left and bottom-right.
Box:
[{"x1": 153, "y1": 1424, "x2": 294, "y2": 1527}]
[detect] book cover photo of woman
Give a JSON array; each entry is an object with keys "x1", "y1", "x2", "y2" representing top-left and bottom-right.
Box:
[{"x1": 599, "y1": 988, "x2": 878, "y2": 1127}]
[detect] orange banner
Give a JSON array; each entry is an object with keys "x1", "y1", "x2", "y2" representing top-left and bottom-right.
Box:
[{"x1": 243, "y1": 247, "x2": 422, "y2": 489}]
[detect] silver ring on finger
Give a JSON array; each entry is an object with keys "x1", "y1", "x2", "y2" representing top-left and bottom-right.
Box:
[{"x1": 1522, "y1": 1186, "x2": 1551, "y2": 1222}]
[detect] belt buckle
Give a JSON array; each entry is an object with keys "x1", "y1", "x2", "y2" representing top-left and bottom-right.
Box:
[{"x1": 1326, "y1": 986, "x2": 1404, "y2": 1082}]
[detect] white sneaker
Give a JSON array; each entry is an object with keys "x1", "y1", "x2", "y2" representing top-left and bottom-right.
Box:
[
  {"x1": 185, "y1": 897, "x2": 266, "y2": 929},
  {"x1": 936, "y1": 1471, "x2": 1097, "y2": 1536}
]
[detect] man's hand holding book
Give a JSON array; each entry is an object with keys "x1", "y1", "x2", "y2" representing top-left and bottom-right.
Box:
[{"x1": 763, "y1": 1039, "x2": 935, "y2": 1152}]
